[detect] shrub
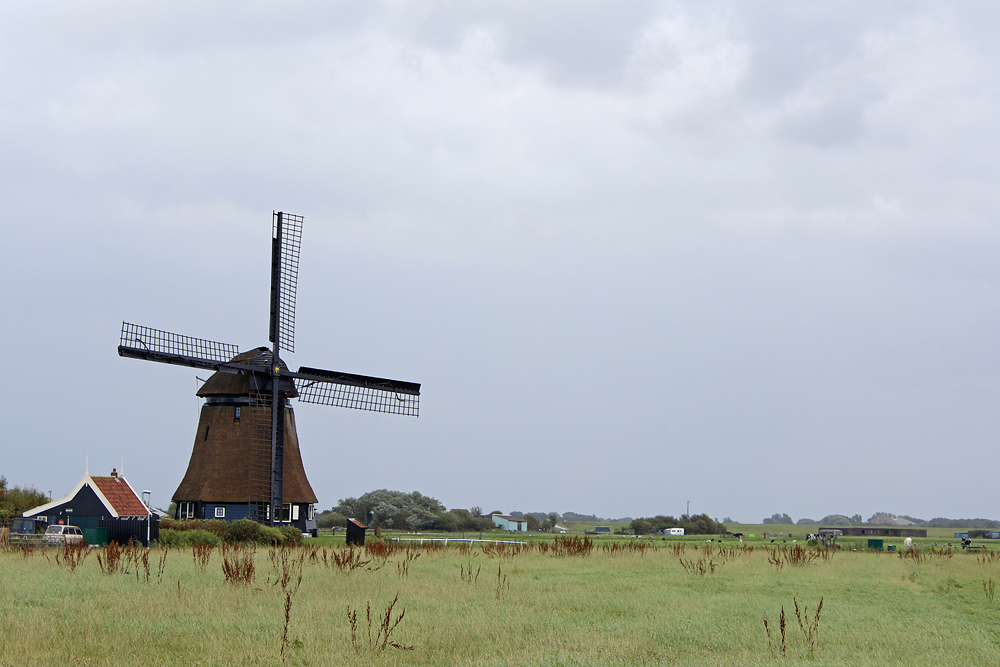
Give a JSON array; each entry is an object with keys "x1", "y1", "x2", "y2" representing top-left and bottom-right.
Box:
[
  {"x1": 183, "y1": 529, "x2": 222, "y2": 547},
  {"x1": 158, "y1": 528, "x2": 221, "y2": 547},
  {"x1": 223, "y1": 519, "x2": 288, "y2": 545},
  {"x1": 157, "y1": 528, "x2": 186, "y2": 548},
  {"x1": 278, "y1": 525, "x2": 303, "y2": 545},
  {"x1": 160, "y1": 518, "x2": 228, "y2": 539},
  {"x1": 433, "y1": 512, "x2": 458, "y2": 532}
]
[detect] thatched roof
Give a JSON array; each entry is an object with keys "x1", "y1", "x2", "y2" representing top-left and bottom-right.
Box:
[
  {"x1": 197, "y1": 347, "x2": 298, "y2": 398},
  {"x1": 172, "y1": 403, "x2": 317, "y2": 504}
]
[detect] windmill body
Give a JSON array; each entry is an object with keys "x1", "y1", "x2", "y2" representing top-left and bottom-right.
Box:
[
  {"x1": 119, "y1": 212, "x2": 419, "y2": 531},
  {"x1": 174, "y1": 348, "x2": 319, "y2": 533}
]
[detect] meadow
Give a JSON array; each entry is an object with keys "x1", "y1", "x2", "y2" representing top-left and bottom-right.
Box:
[{"x1": 1, "y1": 536, "x2": 999, "y2": 666}]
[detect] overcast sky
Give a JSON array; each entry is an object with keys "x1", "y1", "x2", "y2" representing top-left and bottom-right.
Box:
[{"x1": 3, "y1": 2, "x2": 999, "y2": 523}]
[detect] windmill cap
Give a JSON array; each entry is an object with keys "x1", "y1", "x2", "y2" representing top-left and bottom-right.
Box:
[{"x1": 196, "y1": 347, "x2": 298, "y2": 398}]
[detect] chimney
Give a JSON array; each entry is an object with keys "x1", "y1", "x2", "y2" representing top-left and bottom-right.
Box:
[{"x1": 110, "y1": 468, "x2": 118, "y2": 478}]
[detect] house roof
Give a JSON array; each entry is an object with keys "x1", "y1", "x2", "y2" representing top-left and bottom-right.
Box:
[
  {"x1": 23, "y1": 472, "x2": 150, "y2": 519},
  {"x1": 348, "y1": 518, "x2": 366, "y2": 528},
  {"x1": 90, "y1": 476, "x2": 148, "y2": 516},
  {"x1": 494, "y1": 514, "x2": 526, "y2": 522}
]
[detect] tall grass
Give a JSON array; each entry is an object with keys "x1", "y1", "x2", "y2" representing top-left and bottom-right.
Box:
[{"x1": 2, "y1": 540, "x2": 999, "y2": 665}]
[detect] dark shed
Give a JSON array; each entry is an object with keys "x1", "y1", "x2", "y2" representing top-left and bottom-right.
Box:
[{"x1": 346, "y1": 518, "x2": 366, "y2": 546}]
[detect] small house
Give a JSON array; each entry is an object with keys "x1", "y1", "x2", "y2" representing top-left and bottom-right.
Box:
[
  {"x1": 491, "y1": 514, "x2": 528, "y2": 532},
  {"x1": 23, "y1": 468, "x2": 157, "y2": 546}
]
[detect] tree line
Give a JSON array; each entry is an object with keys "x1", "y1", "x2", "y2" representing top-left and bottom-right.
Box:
[
  {"x1": 317, "y1": 489, "x2": 495, "y2": 532},
  {"x1": 630, "y1": 514, "x2": 726, "y2": 535},
  {"x1": 0, "y1": 476, "x2": 48, "y2": 525},
  {"x1": 761, "y1": 512, "x2": 1000, "y2": 529}
]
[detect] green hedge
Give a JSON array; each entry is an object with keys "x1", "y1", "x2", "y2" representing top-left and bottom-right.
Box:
[{"x1": 160, "y1": 518, "x2": 292, "y2": 545}]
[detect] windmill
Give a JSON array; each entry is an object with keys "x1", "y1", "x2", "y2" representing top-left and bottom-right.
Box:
[{"x1": 118, "y1": 211, "x2": 420, "y2": 529}]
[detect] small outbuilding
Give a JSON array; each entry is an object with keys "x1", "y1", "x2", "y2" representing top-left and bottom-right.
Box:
[
  {"x1": 346, "y1": 518, "x2": 366, "y2": 546},
  {"x1": 491, "y1": 514, "x2": 528, "y2": 532},
  {"x1": 23, "y1": 468, "x2": 157, "y2": 546},
  {"x1": 819, "y1": 526, "x2": 926, "y2": 538}
]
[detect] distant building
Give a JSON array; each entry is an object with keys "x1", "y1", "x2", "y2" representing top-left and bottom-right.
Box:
[
  {"x1": 491, "y1": 514, "x2": 528, "y2": 532},
  {"x1": 23, "y1": 468, "x2": 157, "y2": 546},
  {"x1": 820, "y1": 526, "x2": 926, "y2": 538}
]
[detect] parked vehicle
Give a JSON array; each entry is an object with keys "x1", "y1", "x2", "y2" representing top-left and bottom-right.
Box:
[
  {"x1": 43, "y1": 525, "x2": 84, "y2": 545},
  {"x1": 8, "y1": 518, "x2": 48, "y2": 546}
]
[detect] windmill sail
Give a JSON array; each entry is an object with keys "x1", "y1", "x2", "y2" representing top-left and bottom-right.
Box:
[
  {"x1": 294, "y1": 366, "x2": 420, "y2": 416},
  {"x1": 269, "y1": 211, "x2": 303, "y2": 354},
  {"x1": 118, "y1": 322, "x2": 239, "y2": 370}
]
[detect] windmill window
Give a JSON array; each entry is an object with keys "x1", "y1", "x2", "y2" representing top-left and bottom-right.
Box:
[
  {"x1": 234, "y1": 407, "x2": 241, "y2": 422},
  {"x1": 178, "y1": 502, "x2": 195, "y2": 520},
  {"x1": 204, "y1": 425, "x2": 210, "y2": 441},
  {"x1": 215, "y1": 507, "x2": 225, "y2": 518},
  {"x1": 307, "y1": 505, "x2": 315, "y2": 521},
  {"x1": 292, "y1": 505, "x2": 300, "y2": 521}
]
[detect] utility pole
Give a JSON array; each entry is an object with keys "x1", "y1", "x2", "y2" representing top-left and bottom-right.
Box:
[{"x1": 686, "y1": 500, "x2": 690, "y2": 517}]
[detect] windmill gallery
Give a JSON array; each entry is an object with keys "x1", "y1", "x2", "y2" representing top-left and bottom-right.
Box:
[{"x1": 118, "y1": 212, "x2": 420, "y2": 535}]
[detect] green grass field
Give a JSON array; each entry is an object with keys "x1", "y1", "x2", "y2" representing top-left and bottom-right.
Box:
[{"x1": 2, "y1": 538, "x2": 999, "y2": 666}]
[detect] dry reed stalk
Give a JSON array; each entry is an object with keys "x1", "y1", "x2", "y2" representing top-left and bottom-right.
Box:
[
  {"x1": 550, "y1": 536, "x2": 593, "y2": 558},
  {"x1": 460, "y1": 561, "x2": 481, "y2": 584},
  {"x1": 793, "y1": 597, "x2": 823, "y2": 655},
  {"x1": 678, "y1": 556, "x2": 722, "y2": 576},
  {"x1": 329, "y1": 547, "x2": 370, "y2": 572},
  {"x1": 346, "y1": 595, "x2": 413, "y2": 652},
  {"x1": 221, "y1": 544, "x2": 256, "y2": 586},
  {"x1": 984, "y1": 578, "x2": 996, "y2": 602},
  {"x1": 397, "y1": 551, "x2": 419, "y2": 578},
  {"x1": 278, "y1": 549, "x2": 305, "y2": 660},
  {"x1": 192, "y1": 543, "x2": 213, "y2": 570},
  {"x1": 602, "y1": 541, "x2": 648, "y2": 557},
  {"x1": 55, "y1": 541, "x2": 91, "y2": 572},
  {"x1": 156, "y1": 548, "x2": 168, "y2": 583},
  {"x1": 482, "y1": 541, "x2": 526, "y2": 559},
  {"x1": 778, "y1": 606, "x2": 786, "y2": 657},
  {"x1": 495, "y1": 564, "x2": 509, "y2": 601}
]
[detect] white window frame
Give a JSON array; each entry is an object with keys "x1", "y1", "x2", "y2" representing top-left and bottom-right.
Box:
[
  {"x1": 179, "y1": 502, "x2": 195, "y2": 520},
  {"x1": 215, "y1": 506, "x2": 225, "y2": 518},
  {"x1": 307, "y1": 505, "x2": 315, "y2": 521},
  {"x1": 292, "y1": 504, "x2": 299, "y2": 521}
]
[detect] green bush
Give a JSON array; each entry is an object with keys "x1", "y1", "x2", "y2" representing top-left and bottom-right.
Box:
[
  {"x1": 259, "y1": 526, "x2": 286, "y2": 545},
  {"x1": 157, "y1": 528, "x2": 185, "y2": 548},
  {"x1": 278, "y1": 525, "x2": 303, "y2": 545},
  {"x1": 157, "y1": 528, "x2": 221, "y2": 547},
  {"x1": 183, "y1": 529, "x2": 222, "y2": 546},
  {"x1": 222, "y1": 519, "x2": 288, "y2": 545},
  {"x1": 160, "y1": 517, "x2": 228, "y2": 539}
]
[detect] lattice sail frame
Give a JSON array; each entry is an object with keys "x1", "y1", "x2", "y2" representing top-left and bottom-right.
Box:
[
  {"x1": 270, "y1": 211, "x2": 303, "y2": 353},
  {"x1": 298, "y1": 380, "x2": 420, "y2": 416},
  {"x1": 120, "y1": 322, "x2": 239, "y2": 362}
]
